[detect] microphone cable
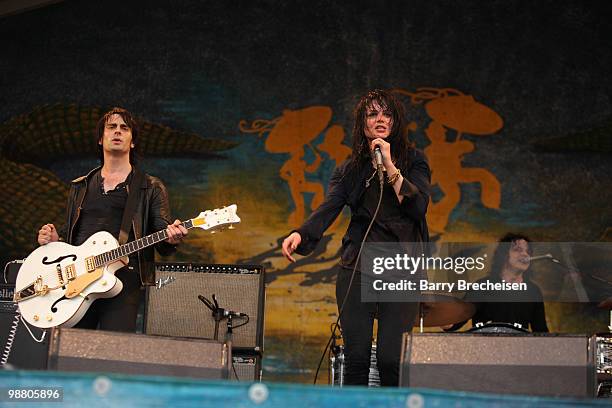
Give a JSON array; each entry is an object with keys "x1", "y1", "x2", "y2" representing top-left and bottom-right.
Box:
[{"x1": 313, "y1": 168, "x2": 384, "y2": 384}]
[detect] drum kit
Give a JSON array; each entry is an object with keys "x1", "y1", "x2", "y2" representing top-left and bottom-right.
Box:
[{"x1": 330, "y1": 294, "x2": 612, "y2": 395}]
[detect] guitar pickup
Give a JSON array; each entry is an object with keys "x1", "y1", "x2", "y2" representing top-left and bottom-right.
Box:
[{"x1": 65, "y1": 264, "x2": 76, "y2": 281}]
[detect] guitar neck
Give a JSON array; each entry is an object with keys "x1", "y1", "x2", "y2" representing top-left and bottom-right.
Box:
[{"x1": 94, "y1": 219, "x2": 195, "y2": 267}]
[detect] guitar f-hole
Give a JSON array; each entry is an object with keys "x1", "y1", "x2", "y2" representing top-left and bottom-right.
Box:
[
  {"x1": 42, "y1": 254, "x2": 77, "y2": 265},
  {"x1": 50, "y1": 296, "x2": 67, "y2": 313}
]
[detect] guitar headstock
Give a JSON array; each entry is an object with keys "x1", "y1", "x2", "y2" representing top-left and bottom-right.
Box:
[{"x1": 191, "y1": 204, "x2": 240, "y2": 232}]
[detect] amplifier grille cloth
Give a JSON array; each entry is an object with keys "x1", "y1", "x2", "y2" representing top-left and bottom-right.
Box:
[{"x1": 146, "y1": 270, "x2": 261, "y2": 349}]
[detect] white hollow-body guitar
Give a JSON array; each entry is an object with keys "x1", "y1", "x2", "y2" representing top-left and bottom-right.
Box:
[{"x1": 14, "y1": 205, "x2": 240, "y2": 329}]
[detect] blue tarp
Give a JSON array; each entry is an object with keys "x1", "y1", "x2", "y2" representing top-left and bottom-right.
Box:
[{"x1": 0, "y1": 370, "x2": 608, "y2": 408}]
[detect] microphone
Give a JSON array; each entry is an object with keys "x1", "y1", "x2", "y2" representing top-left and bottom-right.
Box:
[
  {"x1": 528, "y1": 254, "x2": 553, "y2": 262},
  {"x1": 520, "y1": 253, "x2": 560, "y2": 265},
  {"x1": 222, "y1": 310, "x2": 248, "y2": 318},
  {"x1": 198, "y1": 295, "x2": 247, "y2": 317},
  {"x1": 373, "y1": 146, "x2": 384, "y2": 184}
]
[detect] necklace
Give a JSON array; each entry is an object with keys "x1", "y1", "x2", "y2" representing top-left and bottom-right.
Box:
[
  {"x1": 365, "y1": 167, "x2": 388, "y2": 188},
  {"x1": 365, "y1": 157, "x2": 393, "y2": 188},
  {"x1": 365, "y1": 170, "x2": 377, "y2": 188}
]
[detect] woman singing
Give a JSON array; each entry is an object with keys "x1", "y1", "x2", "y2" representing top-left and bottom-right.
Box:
[{"x1": 281, "y1": 89, "x2": 431, "y2": 386}]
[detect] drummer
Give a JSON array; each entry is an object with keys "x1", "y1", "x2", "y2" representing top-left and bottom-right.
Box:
[{"x1": 445, "y1": 233, "x2": 549, "y2": 332}]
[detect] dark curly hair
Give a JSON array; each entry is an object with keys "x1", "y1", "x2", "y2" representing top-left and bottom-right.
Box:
[
  {"x1": 95, "y1": 107, "x2": 140, "y2": 165},
  {"x1": 490, "y1": 233, "x2": 534, "y2": 280},
  {"x1": 349, "y1": 89, "x2": 413, "y2": 170}
]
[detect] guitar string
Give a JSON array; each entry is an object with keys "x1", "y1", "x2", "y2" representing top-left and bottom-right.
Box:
[
  {"x1": 19, "y1": 210, "x2": 235, "y2": 297},
  {"x1": 18, "y1": 220, "x2": 196, "y2": 294}
]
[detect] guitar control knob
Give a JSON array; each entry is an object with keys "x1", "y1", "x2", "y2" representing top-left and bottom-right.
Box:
[
  {"x1": 33, "y1": 315, "x2": 40, "y2": 321},
  {"x1": 46, "y1": 315, "x2": 52, "y2": 322},
  {"x1": 101, "y1": 280, "x2": 107, "y2": 286}
]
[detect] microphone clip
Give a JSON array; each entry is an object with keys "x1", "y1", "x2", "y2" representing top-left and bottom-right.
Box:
[
  {"x1": 198, "y1": 294, "x2": 247, "y2": 321},
  {"x1": 198, "y1": 294, "x2": 225, "y2": 322}
]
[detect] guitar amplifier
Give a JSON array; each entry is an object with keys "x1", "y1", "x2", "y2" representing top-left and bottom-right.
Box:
[
  {"x1": 0, "y1": 284, "x2": 49, "y2": 369},
  {"x1": 48, "y1": 328, "x2": 226, "y2": 379},
  {"x1": 400, "y1": 333, "x2": 597, "y2": 398},
  {"x1": 145, "y1": 263, "x2": 265, "y2": 352}
]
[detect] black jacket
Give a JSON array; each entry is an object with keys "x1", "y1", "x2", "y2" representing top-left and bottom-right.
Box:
[
  {"x1": 295, "y1": 149, "x2": 430, "y2": 266},
  {"x1": 60, "y1": 166, "x2": 176, "y2": 286}
]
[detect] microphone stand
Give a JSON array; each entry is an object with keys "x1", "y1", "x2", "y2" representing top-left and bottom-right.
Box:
[
  {"x1": 199, "y1": 294, "x2": 225, "y2": 341},
  {"x1": 198, "y1": 294, "x2": 235, "y2": 380},
  {"x1": 224, "y1": 314, "x2": 234, "y2": 380},
  {"x1": 545, "y1": 254, "x2": 590, "y2": 303}
]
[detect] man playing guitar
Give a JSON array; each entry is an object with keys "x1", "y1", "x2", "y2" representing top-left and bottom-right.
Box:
[{"x1": 37, "y1": 107, "x2": 187, "y2": 332}]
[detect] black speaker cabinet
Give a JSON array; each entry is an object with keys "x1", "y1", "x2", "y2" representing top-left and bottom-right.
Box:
[
  {"x1": 48, "y1": 328, "x2": 226, "y2": 379},
  {"x1": 232, "y1": 353, "x2": 262, "y2": 382},
  {"x1": 400, "y1": 333, "x2": 596, "y2": 398},
  {"x1": 0, "y1": 285, "x2": 49, "y2": 369},
  {"x1": 145, "y1": 263, "x2": 265, "y2": 351}
]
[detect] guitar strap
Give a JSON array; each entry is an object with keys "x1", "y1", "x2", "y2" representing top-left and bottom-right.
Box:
[{"x1": 118, "y1": 168, "x2": 145, "y2": 246}]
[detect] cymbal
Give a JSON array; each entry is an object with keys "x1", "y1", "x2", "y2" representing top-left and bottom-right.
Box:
[{"x1": 416, "y1": 293, "x2": 476, "y2": 327}]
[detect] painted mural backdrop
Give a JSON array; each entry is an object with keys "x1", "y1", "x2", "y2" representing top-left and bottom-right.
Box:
[{"x1": 1, "y1": 0, "x2": 611, "y2": 382}]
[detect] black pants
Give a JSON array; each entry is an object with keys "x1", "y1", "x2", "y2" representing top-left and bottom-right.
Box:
[
  {"x1": 75, "y1": 267, "x2": 142, "y2": 332},
  {"x1": 336, "y1": 266, "x2": 418, "y2": 386}
]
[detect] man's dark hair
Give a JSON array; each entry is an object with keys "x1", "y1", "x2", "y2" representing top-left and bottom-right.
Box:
[
  {"x1": 95, "y1": 107, "x2": 140, "y2": 164},
  {"x1": 490, "y1": 233, "x2": 534, "y2": 279},
  {"x1": 350, "y1": 89, "x2": 413, "y2": 169}
]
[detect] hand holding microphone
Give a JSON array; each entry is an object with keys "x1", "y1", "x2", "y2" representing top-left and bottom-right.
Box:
[
  {"x1": 371, "y1": 139, "x2": 390, "y2": 185},
  {"x1": 373, "y1": 146, "x2": 384, "y2": 184}
]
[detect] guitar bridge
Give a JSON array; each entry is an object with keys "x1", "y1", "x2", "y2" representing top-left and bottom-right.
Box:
[{"x1": 14, "y1": 276, "x2": 48, "y2": 302}]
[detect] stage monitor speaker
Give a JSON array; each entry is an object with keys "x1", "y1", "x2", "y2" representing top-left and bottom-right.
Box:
[
  {"x1": 400, "y1": 333, "x2": 596, "y2": 398},
  {"x1": 0, "y1": 285, "x2": 49, "y2": 370},
  {"x1": 145, "y1": 263, "x2": 265, "y2": 351},
  {"x1": 48, "y1": 328, "x2": 226, "y2": 379}
]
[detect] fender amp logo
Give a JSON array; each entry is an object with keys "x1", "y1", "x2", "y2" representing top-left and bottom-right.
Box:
[{"x1": 155, "y1": 276, "x2": 176, "y2": 289}]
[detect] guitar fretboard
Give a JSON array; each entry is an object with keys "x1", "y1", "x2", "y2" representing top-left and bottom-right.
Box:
[{"x1": 93, "y1": 219, "x2": 195, "y2": 267}]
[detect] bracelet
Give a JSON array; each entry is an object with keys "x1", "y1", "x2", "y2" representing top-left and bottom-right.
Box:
[{"x1": 387, "y1": 168, "x2": 401, "y2": 185}]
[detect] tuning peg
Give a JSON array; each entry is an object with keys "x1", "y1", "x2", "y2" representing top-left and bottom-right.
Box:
[
  {"x1": 210, "y1": 231, "x2": 216, "y2": 234},
  {"x1": 228, "y1": 224, "x2": 235, "y2": 230}
]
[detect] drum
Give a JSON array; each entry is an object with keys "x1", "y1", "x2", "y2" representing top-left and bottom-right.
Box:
[
  {"x1": 330, "y1": 342, "x2": 379, "y2": 387},
  {"x1": 468, "y1": 322, "x2": 529, "y2": 334}
]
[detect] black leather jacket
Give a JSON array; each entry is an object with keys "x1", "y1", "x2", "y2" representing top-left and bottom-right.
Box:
[
  {"x1": 295, "y1": 149, "x2": 430, "y2": 266},
  {"x1": 59, "y1": 166, "x2": 176, "y2": 286}
]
